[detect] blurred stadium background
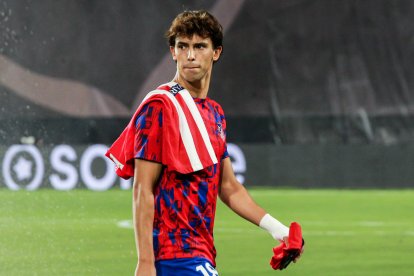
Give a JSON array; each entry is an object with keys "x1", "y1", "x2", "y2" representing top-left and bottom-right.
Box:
[
  {"x1": 1, "y1": 0, "x2": 414, "y2": 275},
  {"x1": 1, "y1": 0, "x2": 414, "y2": 189}
]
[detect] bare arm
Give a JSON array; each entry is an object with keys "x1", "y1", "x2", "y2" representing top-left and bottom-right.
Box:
[
  {"x1": 219, "y1": 157, "x2": 267, "y2": 225},
  {"x1": 133, "y1": 159, "x2": 162, "y2": 276},
  {"x1": 219, "y1": 157, "x2": 289, "y2": 241}
]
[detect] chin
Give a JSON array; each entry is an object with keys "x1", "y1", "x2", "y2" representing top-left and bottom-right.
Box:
[
  {"x1": 182, "y1": 75, "x2": 201, "y2": 83},
  {"x1": 179, "y1": 71, "x2": 205, "y2": 83}
]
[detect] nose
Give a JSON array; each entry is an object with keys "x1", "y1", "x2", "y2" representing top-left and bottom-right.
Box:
[{"x1": 187, "y1": 48, "x2": 195, "y2": 61}]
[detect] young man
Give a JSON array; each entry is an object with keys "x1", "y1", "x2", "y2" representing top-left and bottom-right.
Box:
[{"x1": 106, "y1": 10, "x2": 300, "y2": 276}]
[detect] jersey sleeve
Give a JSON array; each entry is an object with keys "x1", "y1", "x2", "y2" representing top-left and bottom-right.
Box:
[
  {"x1": 221, "y1": 113, "x2": 229, "y2": 160},
  {"x1": 218, "y1": 103, "x2": 229, "y2": 160},
  {"x1": 134, "y1": 101, "x2": 163, "y2": 163},
  {"x1": 222, "y1": 145, "x2": 229, "y2": 160}
]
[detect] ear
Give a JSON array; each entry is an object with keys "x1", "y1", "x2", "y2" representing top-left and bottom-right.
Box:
[
  {"x1": 212, "y1": 46, "x2": 223, "y2": 62},
  {"x1": 170, "y1": 46, "x2": 177, "y2": 61}
]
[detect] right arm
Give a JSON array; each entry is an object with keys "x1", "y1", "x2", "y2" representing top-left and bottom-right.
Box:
[{"x1": 133, "y1": 158, "x2": 162, "y2": 276}]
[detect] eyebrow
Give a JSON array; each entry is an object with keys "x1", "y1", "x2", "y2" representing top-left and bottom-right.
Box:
[
  {"x1": 176, "y1": 41, "x2": 189, "y2": 47},
  {"x1": 194, "y1": 42, "x2": 209, "y2": 47},
  {"x1": 176, "y1": 41, "x2": 209, "y2": 47}
]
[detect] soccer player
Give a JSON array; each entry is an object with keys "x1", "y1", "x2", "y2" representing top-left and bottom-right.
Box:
[{"x1": 106, "y1": 10, "x2": 302, "y2": 276}]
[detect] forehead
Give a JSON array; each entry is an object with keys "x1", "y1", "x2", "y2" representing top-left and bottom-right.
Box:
[{"x1": 174, "y1": 34, "x2": 213, "y2": 45}]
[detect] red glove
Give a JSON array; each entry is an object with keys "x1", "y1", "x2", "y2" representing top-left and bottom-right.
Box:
[{"x1": 270, "y1": 222, "x2": 304, "y2": 270}]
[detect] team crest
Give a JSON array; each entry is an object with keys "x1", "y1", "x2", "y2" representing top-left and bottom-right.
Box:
[{"x1": 217, "y1": 123, "x2": 225, "y2": 140}]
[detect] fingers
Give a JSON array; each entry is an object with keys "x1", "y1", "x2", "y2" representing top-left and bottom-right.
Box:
[
  {"x1": 293, "y1": 244, "x2": 305, "y2": 263},
  {"x1": 283, "y1": 236, "x2": 289, "y2": 246}
]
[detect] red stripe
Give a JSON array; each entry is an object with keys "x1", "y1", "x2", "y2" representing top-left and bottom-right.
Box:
[
  {"x1": 175, "y1": 93, "x2": 213, "y2": 170},
  {"x1": 157, "y1": 85, "x2": 170, "y2": 91},
  {"x1": 142, "y1": 91, "x2": 195, "y2": 173}
]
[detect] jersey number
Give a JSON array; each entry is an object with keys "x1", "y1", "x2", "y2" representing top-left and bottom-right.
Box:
[{"x1": 196, "y1": 262, "x2": 218, "y2": 276}]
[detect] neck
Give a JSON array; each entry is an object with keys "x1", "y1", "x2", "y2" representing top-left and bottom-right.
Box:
[{"x1": 173, "y1": 72, "x2": 211, "y2": 99}]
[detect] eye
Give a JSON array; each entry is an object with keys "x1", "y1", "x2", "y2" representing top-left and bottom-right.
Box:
[{"x1": 177, "y1": 44, "x2": 186, "y2": 50}]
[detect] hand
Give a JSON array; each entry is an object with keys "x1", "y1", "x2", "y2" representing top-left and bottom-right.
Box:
[
  {"x1": 294, "y1": 238, "x2": 305, "y2": 263},
  {"x1": 282, "y1": 236, "x2": 289, "y2": 246},
  {"x1": 270, "y1": 222, "x2": 304, "y2": 270},
  {"x1": 282, "y1": 236, "x2": 305, "y2": 264}
]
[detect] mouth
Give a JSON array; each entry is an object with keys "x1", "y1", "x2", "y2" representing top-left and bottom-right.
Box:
[{"x1": 184, "y1": 65, "x2": 200, "y2": 70}]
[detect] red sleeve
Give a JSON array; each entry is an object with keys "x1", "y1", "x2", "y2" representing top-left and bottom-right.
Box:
[{"x1": 134, "y1": 101, "x2": 163, "y2": 163}]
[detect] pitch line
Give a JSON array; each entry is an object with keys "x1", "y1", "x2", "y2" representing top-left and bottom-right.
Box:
[{"x1": 117, "y1": 220, "x2": 133, "y2": 229}]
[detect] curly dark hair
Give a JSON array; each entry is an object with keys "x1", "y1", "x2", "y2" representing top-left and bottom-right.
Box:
[{"x1": 165, "y1": 10, "x2": 223, "y2": 49}]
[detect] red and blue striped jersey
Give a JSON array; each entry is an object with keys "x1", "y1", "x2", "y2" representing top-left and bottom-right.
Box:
[{"x1": 134, "y1": 83, "x2": 228, "y2": 265}]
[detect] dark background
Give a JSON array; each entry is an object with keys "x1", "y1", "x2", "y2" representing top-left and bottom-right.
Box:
[{"x1": 1, "y1": 0, "x2": 414, "y2": 187}]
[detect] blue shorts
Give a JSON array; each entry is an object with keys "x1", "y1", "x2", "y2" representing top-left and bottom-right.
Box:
[{"x1": 155, "y1": 257, "x2": 219, "y2": 276}]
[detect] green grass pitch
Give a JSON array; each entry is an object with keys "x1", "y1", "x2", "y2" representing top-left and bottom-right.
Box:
[{"x1": 1, "y1": 188, "x2": 413, "y2": 275}]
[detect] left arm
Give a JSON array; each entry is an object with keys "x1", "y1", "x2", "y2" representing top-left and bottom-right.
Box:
[
  {"x1": 219, "y1": 157, "x2": 266, "y2": 225},
  {"x1": 219, "y1": 157, "x2": 289, "y2": 241}
]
